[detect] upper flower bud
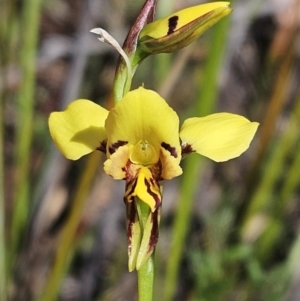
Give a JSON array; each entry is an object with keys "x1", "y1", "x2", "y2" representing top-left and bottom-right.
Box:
[{"x1": 138, "y1": 2, "x2": 232, "y2": 54}]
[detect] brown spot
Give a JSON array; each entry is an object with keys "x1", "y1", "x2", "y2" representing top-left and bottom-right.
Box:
[
  {"x1": 124, "y1": 161, "x2": 141, "y2": 182},
  {"x1": 161, "y1": 142, "x2": 178, "y2": 158},
  {"x1": 181, "y1": 143, "x2": 194, "y2": 157},
  {"x1": 108, "y1": 140, "x2": 127, "y2": 154},
  {"x1": 148, "y1": 210, "x2": 159, "y2": 253},
  {"x1": 96, "y1": 139, "x2": 107, "y2": 153},
  {"x1": 167, "y1": 16, "x2": 179, "y2": 35},
  {"x1": 126, "y1": 201, "x2": 138, "y2": 256},
  {"x1": 149, "y1": 161, "x2": 163, "y2": 181},
  {"x1": 125, "y1": 178, "x2": 137, "y2": 203}
]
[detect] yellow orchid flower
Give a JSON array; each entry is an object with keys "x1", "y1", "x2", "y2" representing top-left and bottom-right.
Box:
[
  {"x1": 48, "y1": 87, "x2": 259, "y2": 270},
  {"x1": 138, "y1": 2, "x2": 232, "y2": 53}
]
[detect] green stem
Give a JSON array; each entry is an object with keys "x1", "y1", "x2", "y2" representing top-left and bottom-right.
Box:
[
  {"x1": 113, "y1": 57, "x2": 138, "y2": 103},
  {"x1": 137, "y1": 254, "x2": 155, "y2": 301}
]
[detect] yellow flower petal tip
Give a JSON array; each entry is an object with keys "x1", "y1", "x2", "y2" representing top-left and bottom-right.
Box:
[
  {"x1": 139, "y1": 2, "x2": 232, "y2": 53},
  {"x1": 128, "y1": 217, "x2": 141, "y2": 272},
  {"x1": 48, "y1": 99, "x2": 109, "y2": 160},
  {"x1": 180, "y1": 113, "x2": 259, "y2": 162}
]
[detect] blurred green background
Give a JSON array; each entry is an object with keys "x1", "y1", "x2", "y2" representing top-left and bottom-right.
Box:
[{"x1": 1, "y1": 0, "x2": 300, "y2": 300}]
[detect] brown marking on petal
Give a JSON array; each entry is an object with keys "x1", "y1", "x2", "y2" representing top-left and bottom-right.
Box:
[
  {"x1": 161, "y1": 142, "x2": 178, "y2": 158},
  {"x1": 149, "y1": 177, "x2": 155, "y2": 186},
  {"x1": 124, "y1": 162, "x2": 141, "y2": 183},
  {"x1": 167, "y1": 15, "x2": 179, "y2": 35},
  {"x1": 124, "y1": 177, "x2": 138, "y2": 204},
  {"x1": 126, "y1": 202, "x2": 134, "y2": 239},
  {"x1": 149, "y1": 210, "x2": 159, "y2": 252},
  {"x1": 126, "y1": 201, "x2": 139, "y2": 258},
  {"x1": 96, "y1": 139, "x2": 107, "y2": 153},
  {"x1": 149, "y1": 161, "x2": 163, "y2": 181},
  {"x1": 144, "y1": 178, "x2": 161, "y2": 210},
  {"x1": 108, "y1": 140, "x2": 128, "y2": 154},
  {"x1": 181, "y1": 143, "x2": 195, "y2": 157},
  {"x1": 142, "y1": 209, "x2": 160, "y2": 257}
]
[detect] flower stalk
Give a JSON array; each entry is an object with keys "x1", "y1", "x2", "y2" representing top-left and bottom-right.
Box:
[
  {"x1": 113, "y1": 0, "x2": 158, "y2": 102},
  {"x1": 138, "y1": 253, "x2": 155, "y2": 301}
]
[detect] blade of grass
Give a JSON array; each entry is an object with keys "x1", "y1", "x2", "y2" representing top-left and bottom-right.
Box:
[
  {"x1": 247, "y1": 49, "x2": 294, "y2": 186},
  {"x1": 11, "y1": 0, "x2": 42, "y2": 263},
  {"x1": 0, "y1": 3, "x2": 9, "y2": 300},
  {"x1": 163, "y1": 14, "x2": 231, "y2": 301},
  {"x1": 241, "y1": 95, "x2": 300, "y2": 260},
  {"x1": 242, "y1": 96, "x2": 300, "y2": 224},
  {"x1": 285, "y1": 231, "x2": 300, "y2": 297},
  {"x1": 0, "y1": 82, "x2": 6, "y2": 301},
  {"x1": 0, "y1": 1, "x2": 20, "y2": 298},
  {"x1": 163, "y1": 155, "x2": 203, "y2": 301},
  {"x1": 234, "y1": 1, "x2": 299, "y2": 242},
  {"x1": 280, "y1": 95, "x2": 300, "y2": 201},
  {"x1": 40, "y1": 151, "x2": 102, "y2": 301},
  {"x1": 280, "y1": 142, "x2": 300, "y2": 201},
  {"x1": 246, "y1": 0, "x2": 299, "y2": 188}
]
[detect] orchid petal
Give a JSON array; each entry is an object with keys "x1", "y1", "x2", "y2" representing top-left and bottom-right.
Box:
[
  {"x1": 160, "y1": 147, "x2": 182, "y2": 179},
  {"x1": 103, "y1": 145, "x2": 131, "y2": 180},
  {"x1": 49, "y1": 99, "x2": 108, "y2": 160},
  {"x1": 136, "y1": 207, "x2": 160, "y2": 270},
  {"x1": 105, "y1": 87, "x2": 181, "y2": 162},
  {"x1": 180, "y1": 113, "x2": 259, "y2": 162},
  {"x1": 126, "y1": 202, "x2": 142, "y2": 272},
  {"x1": 124, "y1": 167, "x2": 161, "y2": 212}
]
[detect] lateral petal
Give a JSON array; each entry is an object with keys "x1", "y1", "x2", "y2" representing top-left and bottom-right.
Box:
[
  {"x1": 180, "y1": 113, "x2": 259, "y2": 162},
  {"x1": 160, "y1": 147, "x2": 183, "y2": 180},
  {"x1": 49, "y1": 99, "x2": 108, "y2": 160}
]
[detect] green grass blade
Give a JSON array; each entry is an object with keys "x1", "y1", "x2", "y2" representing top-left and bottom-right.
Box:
[
  {"x1": 0, "y1": 84, "x2": 6, "y2": 301},
  {"x1": 11, "y1": 0, "x2": 42, "y2": 260},
  {"x1": 41, "y1": 152, "x2": 101, "y2": 301},
  {"x1": 163, "y1": 14, "x2": 231, "y2": 301}
]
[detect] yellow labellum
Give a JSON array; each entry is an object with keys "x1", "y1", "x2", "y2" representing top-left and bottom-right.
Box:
[{"x1": 134, "y1": 167, "x2": 160, "y2": 212}]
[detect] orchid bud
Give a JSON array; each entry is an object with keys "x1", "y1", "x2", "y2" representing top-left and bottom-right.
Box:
[{"x1": 138, "y1": 2, "x2": 232, "y2": 54}]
